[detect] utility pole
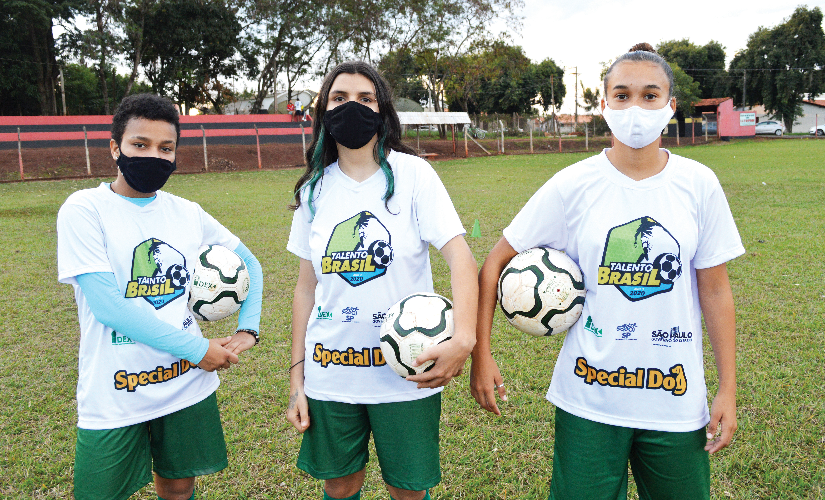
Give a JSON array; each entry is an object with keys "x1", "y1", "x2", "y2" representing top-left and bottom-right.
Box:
[
  {"x1": 572, "y1": 66, "x2": 579, "y2": 133},
  {"x1": 742, "y1": 70, "x2": 747, "y2": 109},
  {"x1": 550, "y1": 74, "x2": 556, "y2": 135}
]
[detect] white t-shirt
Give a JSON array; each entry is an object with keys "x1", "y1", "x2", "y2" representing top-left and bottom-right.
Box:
[
  {"x1": 57, "y1": 183, "x2": 240, "y2": 430},
  {"x1": 287, "y1": 150, "x2": 465, "y2": 404},
  {"x1": 504, "y1": 150, "x2": 745, "y2": 432}
]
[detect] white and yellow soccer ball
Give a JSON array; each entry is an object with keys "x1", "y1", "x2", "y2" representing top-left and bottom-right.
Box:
[
  {"x1": 498, "y1": 247, "x2": 586, "y2": 336},
  {"x1": 188, "y1": 245, "x2": 250, "y2": 321},
  {"x1": 379, "y1": 293, "x2": 454, "y2": 377}
]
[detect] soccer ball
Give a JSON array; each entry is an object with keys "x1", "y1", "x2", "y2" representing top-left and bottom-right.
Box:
[
  {"x1": 188, "y1": 245, "x2": 250, "y2": 321},
  {"x1": 654, "y1": 252, "x2": 682, "y2": 282},
  {"x1": 166, "y1": 264, "x2": 189, "y2": 289},
  {"x1": 369, "y1": 240, "x2": 393, "y2": 268},
  {"x1": 379, "y1": 293, "x2": 454, "y2": 377},
  {"x1": 498, "y1": 247, "x2": 586, "y2": 336}
]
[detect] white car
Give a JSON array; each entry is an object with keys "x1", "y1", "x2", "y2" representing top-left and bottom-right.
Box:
[
  {"x1": 755, "y1": 120, "x2": 786, "y2": 136},
  {"x1": 810, "y1": 124, "x2": 825, "y2": 136}
]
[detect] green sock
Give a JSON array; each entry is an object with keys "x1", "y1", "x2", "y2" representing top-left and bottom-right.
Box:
[
  {"x1": 158, "y1": 493, "x2": 194, "y2": 500},
  {"x1": 390, "y1": 492, "x2": 430, "y2": 500},
  {"x1": 323, "y1": 490, "x2": 361, "y2": 500}
]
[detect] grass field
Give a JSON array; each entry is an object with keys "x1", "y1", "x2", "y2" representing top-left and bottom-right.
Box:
[{"x1": 1, "y1": 139, "x2": 823, "y2": 499}]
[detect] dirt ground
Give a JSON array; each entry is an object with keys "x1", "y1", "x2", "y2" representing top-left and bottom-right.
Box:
[{"x1": 1, "y1": 136, "x2": 711, "y2": 182}]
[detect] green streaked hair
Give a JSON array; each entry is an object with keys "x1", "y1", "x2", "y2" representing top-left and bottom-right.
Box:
[{"x1": 290, "y1": 61, "x2": 416, "y2": 218}]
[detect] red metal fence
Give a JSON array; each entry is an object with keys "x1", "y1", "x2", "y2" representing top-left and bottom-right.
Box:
[{"x1": 0, "y1": 114, "x2": 311, "y2": 180}]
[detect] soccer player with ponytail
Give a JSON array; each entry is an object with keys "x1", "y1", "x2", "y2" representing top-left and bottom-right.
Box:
[
  {"x1": 472, "y1": 43, "x2": 744, "y2": 499},
  {"x1": 285, "y1": 61, "x2": 478, "y2": 500}
]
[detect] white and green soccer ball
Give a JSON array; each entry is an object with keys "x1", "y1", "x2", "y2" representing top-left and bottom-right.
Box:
[
  {"x1": 379, "y1": 293, "x2": 454, "y2": 377},
  {"x1": 498, "y1": 247, "x2": 586, "y2": 336},
  {"x1": 188, "y1": 245, "x2": 250, "y2": 321}
]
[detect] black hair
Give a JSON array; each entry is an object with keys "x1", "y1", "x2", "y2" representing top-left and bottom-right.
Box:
[
  {"x1": 111, "y1": 93, "x2": 181, "y2": 146},
  {"x1": 603, "y1": 43, "x2": 674, "y2": 99},
  {"x1": 290, "y1": 61, "x2": 416, "y2": 216}
]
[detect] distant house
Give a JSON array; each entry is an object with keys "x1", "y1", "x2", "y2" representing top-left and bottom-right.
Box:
[
  {"x1": 693, "y1": 97, "x2": 755, "y2": 138},
  {"x1": 555, "y1": 114, "x2": 593, "y2": 134},
  {"x1": 225, "y1": 90, "x2": 316, "y2": 115},
  {"x1": 752, "y1": 100, "x2": 825, "y2": 133}
]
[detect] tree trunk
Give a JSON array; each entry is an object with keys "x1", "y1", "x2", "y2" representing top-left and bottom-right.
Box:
[
  {"x1": 29, "y1": 19, "x2": 59, "y2": 115},
  {"x1": 95, "y1": 3, "x2": 110, "y2": 114},
  {"x1": 125, "y1": 0, "x2": 148, "y2": 96},
  {"x1": 253, "y1": 25, "x2": 288, "y2": 113}
]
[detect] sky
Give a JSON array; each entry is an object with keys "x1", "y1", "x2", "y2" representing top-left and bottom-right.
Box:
[{"x1": 511, "y1": 0, "x2": 825, "y2": 114}]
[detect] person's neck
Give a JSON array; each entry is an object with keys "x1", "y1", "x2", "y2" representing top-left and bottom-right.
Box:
[
  {"x1": 605, "y1": 140, "x2": 669, "y2": 181},
  {"x1": 336, "y1": 137, "x2": 380, "y2": 183}
]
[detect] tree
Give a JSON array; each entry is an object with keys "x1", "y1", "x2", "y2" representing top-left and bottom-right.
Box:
[
  {"x1": 669, "y1": 62, "x2": 701, "y2": 116},
  {"x1": 137, "y1": 0, "x2": 248, "y2": 113},
  {"x1": 657, "y1": 39, "x2": 727, "y2": 99},
  {"x1": 529, "y1": 58, "x2": 565, "y2": 113},
  {"x1": 0, "y1": 0, "x2": 82, "y2": 115},
  {"x1": 580, "y1": 82, "x2": 600, "y2": 114},
  {"x1": 62, "y1": 63, "x2": 150, "y2": 114},
  {"x1": 0, "y1": 4, "x2": 41, "y2": 115},
  {"x1": 729, "y1": 6, "x2": 825, "y2": 132}
]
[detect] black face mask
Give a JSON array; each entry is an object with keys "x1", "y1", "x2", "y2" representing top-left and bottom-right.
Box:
[
  {"x1": 323, "y1": 100, "x2": 383, "y2": 150},
  {"x1": 116, "y1": 152, "x2": 177, "y2": 193}
]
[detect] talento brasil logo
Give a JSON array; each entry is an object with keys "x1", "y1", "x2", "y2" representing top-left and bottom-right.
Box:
[
  {"x1": 322, "y1": 211, "x2": 393, "y2": 287},
  {"x1": 598, "y1": 217, "x2": 682, "y2": 301},
  {"x1": 125, "y1": 238, "x2": 190, "y2": 309}
]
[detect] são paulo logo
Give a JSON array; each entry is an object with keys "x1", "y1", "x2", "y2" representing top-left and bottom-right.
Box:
[
  {"x1": 124, "y1": 238, "x2": 189, "y2": 309},
  {"x1": 597, "y1": 216, "x2": 682, "y2": 301},
  {"x1": 322, "y1": 211, "x2": 394, "y2": 287}
]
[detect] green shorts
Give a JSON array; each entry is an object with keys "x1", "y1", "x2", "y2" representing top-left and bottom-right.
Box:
[
  {"x1": 297, "y1": 393, "x2": 442, "y2": 491},
  {"x1": 74, "y1": 392, "x2": 228, "y2": 500},
  {"x1": 548, "y1": 407, "x2": 709, "y2": 500}
]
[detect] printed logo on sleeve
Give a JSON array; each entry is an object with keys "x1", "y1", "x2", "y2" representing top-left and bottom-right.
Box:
[
  {"x1": 597, "y1": 217, "x2": 682, "y2": 301},
  {"x1": 124, "y1": 238, "x2": 189, "y2": 309},
  {"x1": 322, "y1": 211, "x2": 393, "y2": 287}
]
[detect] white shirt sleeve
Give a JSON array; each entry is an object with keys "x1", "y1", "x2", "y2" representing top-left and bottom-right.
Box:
[
  {"x1": 57, "y1": 200, "x2": 113, "y2": 285},
  {"x1": 286, "y1": 191, "x2": 313, "y2": 260},
  {"x1": 413, "y1": 163, "x2": 466, "y2": 250},
  {"x1": 198, "y1": 204, "x2": 240, "y2": 250},
  {"x1": 503, "y1": 176, "x2": 568, "y2": 253},
  {"x1": 694, "y1": 178, "x2": 745, "y2": 269}
]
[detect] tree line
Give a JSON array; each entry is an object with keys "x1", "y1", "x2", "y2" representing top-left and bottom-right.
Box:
[{"x1": 1, "y1": 1, "x2": 822, "y2": 133}]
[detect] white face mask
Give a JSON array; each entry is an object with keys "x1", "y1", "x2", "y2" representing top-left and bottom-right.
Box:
[{"x1": 602, "y1": 100, "x2": 674, "y2": 149}]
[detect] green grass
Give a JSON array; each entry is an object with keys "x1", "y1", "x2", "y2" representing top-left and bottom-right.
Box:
[{"x1": 1, "y1": 139, "x2": 823, "y2": 499}]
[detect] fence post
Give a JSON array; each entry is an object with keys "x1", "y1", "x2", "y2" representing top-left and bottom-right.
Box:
[
  {"x1": 692, "y1": 118, "x2": 695, "y2": 145},
  {"x1": 529, "y1": 121, "x2": 533, "y2": 154},
  {"x1": 17, "y1": 127, "x2": 24, "y2": 180},
  {"x1": 201, "y1": 125, "x2": 208, "y2": 171},
  {"x1": 300, "y1": 123, "x2": 307, "y2": 163},
  {"x1": 464, "y1": 125, "x2": 468, "y2": 157},
  {"x1": 585, "y1": 123, "x2": 589, "y2": 151},
  {"x1": 499, "y1": 120, "x2": 505, "y2": 154},
  {"x1": 255, "y1": 124, "x2": 262, "y2": 169},
  {"x1": 83, "y1": 126, "x2": 91, "y2": 175}
]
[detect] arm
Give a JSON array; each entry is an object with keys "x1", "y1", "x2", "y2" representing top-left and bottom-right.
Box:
[
  {"x1": 224, "y1": 241, "x2": 263, "y2": 355},
  {"x1": 287, "y1": 258, "x2": 317, "y2": 432},
  {"x1": 76, "y1": 272, "x2": 239, "y2": 372},
  {"x1": 407, "y1": 235, "x2": 478, "y2": 389},
  {"x1": 696, "y1": 263, "x2": 737, "y2": 453},
  {"x1": 470, "y1": 236, "x2": 518, "y2": 415}
]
